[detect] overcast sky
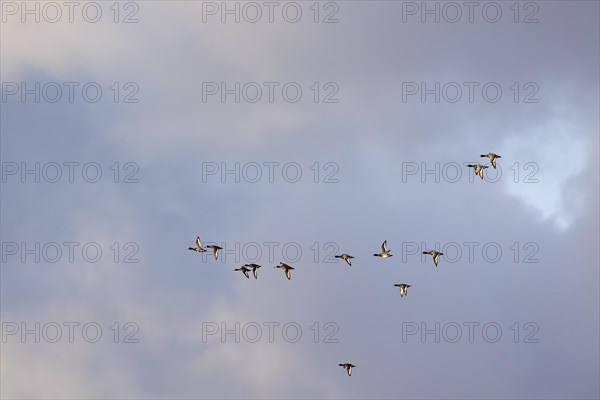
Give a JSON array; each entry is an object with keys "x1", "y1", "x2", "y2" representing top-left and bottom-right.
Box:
[{"x1": 1, "y1": 1, "x2": 599, "y2": 399}]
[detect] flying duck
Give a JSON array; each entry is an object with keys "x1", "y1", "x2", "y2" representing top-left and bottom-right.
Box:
[
  {"x1": 480, "y1": 152, "x2": 501, "y2": 169},
  {"x1": 275, "y1": 262, "x2": 294, "y2": 280},
  {"x1": 467, "y1": 164, "x2": 488, "y2": 180},
  {"x1": 244, "y1": 263, "x2": 262, "y2": 279},
  {"x1": 373, "y1": 240, "x2": 392, "y2": 258},
  {"x1": 335, "y1": 253, "x2": 354, "y2": 266},
  {"x1": 339, "y1": 363, "x2": 356, "y2": 376},
  {"x1": 422, "y1": 250, "x2": 444, "y2": 266},
  {"x1": 234, "y1": 266, "x2": 250, "y2": 279},
  {"x1": 206, "y1": 244, "x2": 223, "y2": 260},
  {"x1": 188, "y1": 236, "x2": 207, "y2": 253},
  {"x1": 394, "y1": 283, "x2": 411, "y2": 297}
]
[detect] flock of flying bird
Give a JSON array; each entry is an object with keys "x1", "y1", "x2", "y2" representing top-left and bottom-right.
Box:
[
  {"x1": 468, "y1": 152, "x2": 502, "y2": 179},
  {"x1": 188, "y1": 152, "x2": 501, "y2": 376}
]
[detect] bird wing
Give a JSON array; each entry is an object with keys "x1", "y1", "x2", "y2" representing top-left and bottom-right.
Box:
[{"x1": 381, "y1": 240, "x2": 387, "y2": 252}]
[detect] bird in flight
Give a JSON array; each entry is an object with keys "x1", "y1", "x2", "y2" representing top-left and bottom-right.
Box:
[
  {"x1": 394, "y1": 283, "x2": 411, "y2": 297},
  {"x1": 244, "y1": 263, "x2": 262, "y2": 279},
  {"x1": 188, "y1": 236, "x2": 207, "y2": 253},
  {"x1": 275, "y1": 262, "x2": 294, "y2": 280},
  {"x1": 467, "y1": 163, "x2": 488, "y2": 180},
  {"x1": 373, "y1": 240, "x2": 392, "y2": 258},
  {"x1": 335, "y1": 253, "x2": 354, "y2": 266},
  {"x1": 422, "y1": 250, "x2": 444, "y2": 266},
  {"x1": 234, "y1": 266, "x2": 251, "y2": 279},
  {"x1": 480, "y1": 152, "x2": 501, "y2": 169},
  {"x1": 206, "y1": 244, "x2": 223, "y2": 260},
  {"x1": 339, "y1": 363, "x2": 356, "y2": 376}
]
